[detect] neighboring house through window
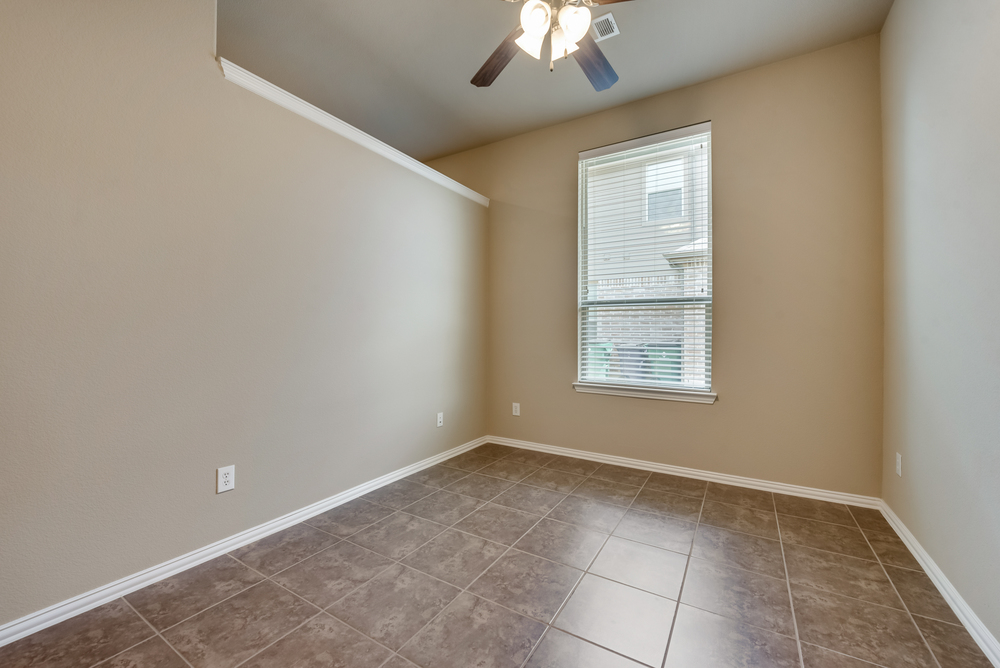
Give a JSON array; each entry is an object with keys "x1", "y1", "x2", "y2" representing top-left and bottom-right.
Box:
[{"x1": 574, "y1": 122, "x2": 715, "y2": 402}]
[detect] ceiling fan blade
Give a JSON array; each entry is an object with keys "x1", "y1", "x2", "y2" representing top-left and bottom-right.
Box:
[
  {"x1": 572, "y1": 33, "x2": 619, "y2": 91},
  {"x1": 471, "y1": 25, "x2": 524, "y2": 87}
]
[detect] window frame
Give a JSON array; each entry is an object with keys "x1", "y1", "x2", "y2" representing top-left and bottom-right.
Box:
[{"x1": 573, "y1": 121, "x2": 717, "y2": 404}]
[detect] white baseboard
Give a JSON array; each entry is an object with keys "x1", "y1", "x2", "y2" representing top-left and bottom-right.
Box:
[
  {"x1": 880, "y1": 502, "x2": 1000, "y2": 666},
  {"x1": 4, "y1": 433, "x2": 997, "y2": 667},
  {"x1": 491, "y1": 435, "x2": 999, "y2": 665},
  {"x1": 0, "y1": 436, "x2": 488, "y2": 648},
  {"x1": 485, "y1": 435, "x2": 883, "y2": 508},
  {"x1": 488, "y1": 435, "x2": 999, "y2": 666}
]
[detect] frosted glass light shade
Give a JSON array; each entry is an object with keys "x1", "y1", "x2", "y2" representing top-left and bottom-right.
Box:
[
  {"x1": 557, "y1": 5, "x2": 591, "y2": 43},
  {"x1": 515, "y1": 32, "x2": 545, "y2": 59},
  {"x1": 550, "y1": 27, "x2": 579, "y2": 60},
  {"x1": 520, "y1": 0, "x2": 552, "y2": 37}
]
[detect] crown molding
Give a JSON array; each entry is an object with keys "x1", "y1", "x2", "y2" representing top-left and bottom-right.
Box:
[{"x1": 218, "y1": 58, "x2": 489, "y2": 209}]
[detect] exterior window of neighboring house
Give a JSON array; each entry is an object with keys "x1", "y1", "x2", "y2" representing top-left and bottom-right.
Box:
[{"x1": 575, "y1": 122, "x2": 713, "y2": 400}]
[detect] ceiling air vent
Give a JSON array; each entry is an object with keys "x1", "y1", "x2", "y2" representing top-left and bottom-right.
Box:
[{"x1": 591, "y1": 13, "x2": 620, "y2": 42}]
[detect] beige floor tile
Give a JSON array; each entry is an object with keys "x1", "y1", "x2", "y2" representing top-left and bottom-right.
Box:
[
  {"x1": 453, "y1": 502, "x2": 541, "y2": 545},
  {"x1": 348, "y1": 512, "x2": 446, "y2": 560},
  {"x1": 400, "y1": 593, "x2": 545, "y2": 668},
  {"x1": 522, "y1": 467, "x2": 588, "y2": 493},
  {"x1": 125, "y1": 555, "x2": 263, "y2": 630},
  {"x1": 104, "y1": 637, "x2": 188, "y2": 668},
  {"x1": 705, "y1": 483, "x2": 774, "y2": 511},
  {"x1": 229, "y1": 523, "x2": 339, "y2": 576},
  {"x1": 589, "y1": 536, "x2": 687, "y2": 600},
  {"x1": 681, "y1": 557, "x2": 795, "y2": 636},
  {"x1": 644, "y1": 473, "x2": 707, "y2": 499},
  {"x1": 700, "y1": 501, "x2": 779, "y2": 539},
  {"x1": 784, "y1": 544, "x2": 902, "y2": 608},
  {"x1": 271, "y1": 540, "x2": 393, "y2": 608},
  {"x1": 401, "y1": 528, "x2": 507, "y2": 588},
  {"x1": 791, "y1": 586, "x2": 936, "y2": 668},
  {"x1": 546, "y1": 495, "x2": 626, "y2": 533},
  {"x1": 525, "y1": 629, "x2": 644, "y2": 667},
  {"x1": 327, "y1": 563, "x2": 459, "y2": 651},
  {"x1": 478, "y1": 458, "x2": 541, "y2": 482},
  {"x1": 303, "y1": 498, "x2": 394, "y2": 538},
  {"x1": 240, "y1": 614, "x2": 392, "y2": 668},
  {"x1": 571, "y1": 477, "x2": 642, "y2": 507},
  {"x1": 444, "y1": 472, "x2": 516, "y2": 500},
  {"x1": 469, "y1": 550, "x2": 582, "y2": 622},
  {"x1": 773, "y1": 494, "x2": 855, "y2": 526},
  {"x1": 513, "y1": 518, "x2": 607, "y2": 570},
  {"x1": 614, "y1": 509, "x2": 697, "y2": 554},
  {"x1": 543, "y1": 455, "x2": 602, "y2": 476},
  {"x1": 554, "y1": 574, "x2": 675, "y2": 667},
  {"x1": 403, "y1": 464, "x2": 470, "y2": 489},
  {"x1": 884, "y1": 565, "x2": 960, "y2": 623},
  {"x1": 493, "y1": 484, "x2": 568, "y2": 516},
  {"x1": 631, "y1": 487, "x2": 703, "y2": 522},
  {"x1": 863, "y1": 529, "x2": 922, "y2": 571},
  {"x1": 0, "y1": 599, "x2": 153, "y2": 668},
  {"x1": 913, "y1": 615, "x2": 994, "y2": 668},
  {"x1": 162, "y1": 581, "x2": 317, "y2": 668},
  {"x1": 664, "y1": 604, "x2": 800, "y2": 668},
  {"x1": 778, "y1": 515, "x2": 876, "y2": 560},
  {"x1": 591, "y1": 463, "x2": 651, "y2": 487},
  {"x1": 401, "y1": 490, "x2": 484, "y2": 525},
  {"x1": 691, "y1": 524, "x2": 786, "y2": 578}
]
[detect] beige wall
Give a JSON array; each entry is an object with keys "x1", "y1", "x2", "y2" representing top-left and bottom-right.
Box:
[
  {"x1": 431, "y1": 36, "x2": 884, "y2": 496},
  {"x1": 0, "y1": 0, "x2": 487, "y2": 625},
  {"x1": 881, "y1": 0, "x2": 1000, "y2": 638}
]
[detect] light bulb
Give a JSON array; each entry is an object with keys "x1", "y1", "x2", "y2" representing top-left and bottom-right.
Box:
[
  {"x1": 519, "y1": 0, "x2": 552, "y2": 37},
  {"x1": 557, "y1": 4, "x2": 591, "y2": 43}
]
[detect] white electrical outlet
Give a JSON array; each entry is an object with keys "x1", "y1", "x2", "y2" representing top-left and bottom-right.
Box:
[
  {"x1": 896, "y1": 453, "x2": 902, "y2": 477},
  {"x1": 217, "y1": 465, "x2": 235, "y2": 493},
  {"x1": 436, "y1": 412, "x2": 444, "y2": 428},
  {"x1": 512, "y1": 403, "x2": 520, "y2": 417}
]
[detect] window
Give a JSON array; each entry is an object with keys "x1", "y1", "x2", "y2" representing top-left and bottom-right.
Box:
[{"x1": 574, "y1": 122, "x2": 715, "y2": 403}]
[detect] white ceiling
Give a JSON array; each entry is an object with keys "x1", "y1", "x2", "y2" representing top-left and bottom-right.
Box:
[{"x1": 217, "y1": 0, "x2": 893, "y2": 161}]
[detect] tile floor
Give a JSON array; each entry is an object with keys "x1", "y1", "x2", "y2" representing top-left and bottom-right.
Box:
[{"x1": 1, "y1": 443, "x2": 993, "y2": 668}]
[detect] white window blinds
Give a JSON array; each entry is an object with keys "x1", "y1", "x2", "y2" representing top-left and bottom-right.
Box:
[{"x1": 577, "y1": 122, "x2": 712, "y2": 395}]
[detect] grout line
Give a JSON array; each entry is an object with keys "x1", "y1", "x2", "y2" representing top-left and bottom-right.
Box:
[
  {"x1": 226, "y1": 555, "x2": 403, "y2": 665},
  {"x1": 670, "y1": 598, "x2": 800, "y2": 642},
  {"x1": 850, "y1": 508, "x2": 944, "y2": 668},
  {"x1": 774, "y1": 503, "x2": 806, "y2": 668},
  {"x1": 230, "y1": 611, "x2": 323, "y2": 668},
  {"x1": 519, "y1": 466, "x2": 647, "y2": 668},
  {"x1": 114, "y1": 597, "x2": 196, "y2": 668},
  {"x1": 791, "y1": 581, "x2": 944, "y2": 615},
  {"x1": 34, "y1": 447, "x2": 901, "y2": 668},
  {"x1": 396, "y1": 495, "x2": 555, "y2": 665},
  {"x1": 148, "y1": 569, "x2": 272, "y2": 635},
  {"x1": 800, "y1": 641, "x2": 892, "y2": 667},
  {"x1": 659, "y1": 486, "x2": 707, "y2": 668}
]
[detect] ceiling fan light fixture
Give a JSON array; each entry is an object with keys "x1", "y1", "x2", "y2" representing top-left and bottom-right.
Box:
[
  {"x1": 557, "y1": 4, "x2": 591, "y2": 44},
  {"x1": 519, "y1": 0, "x2": 552, "y2": 37},
  {"x1": 514, "y1": 32, "x2": 545, "y2": 59},
  {"x1": 550, "y1": 27, "x2": 579, "y2": 61}
]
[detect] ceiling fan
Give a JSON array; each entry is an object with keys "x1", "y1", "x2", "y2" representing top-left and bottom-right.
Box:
[{"x1": 471, "y1": 0, "x2": 633, "y2": 92}]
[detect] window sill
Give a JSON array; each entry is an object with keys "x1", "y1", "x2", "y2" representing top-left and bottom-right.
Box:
[{"x1": 573, "y1": 381, "x2": 717, "y2": 404}]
